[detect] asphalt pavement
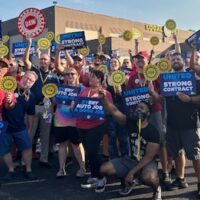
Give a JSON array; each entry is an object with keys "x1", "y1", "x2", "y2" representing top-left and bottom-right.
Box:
[{"x1": 0, "y1": 154, "x2": 199, "y2": 200}]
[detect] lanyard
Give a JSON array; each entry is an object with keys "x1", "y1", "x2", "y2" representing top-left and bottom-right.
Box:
[
  {"x1": 137, "y1": 72, "x2": 146, "y2": 87},
  {"x1": 136, "y1": 118, "x2": 142, "y2": 161},
  {"x1": 39, "y1": 69, "x2": 50, "y2": 85}
]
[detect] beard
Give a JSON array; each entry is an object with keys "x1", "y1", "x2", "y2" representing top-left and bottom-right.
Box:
[{"x1": 172, "y1": 62, "x2": 184, "y2": 71}]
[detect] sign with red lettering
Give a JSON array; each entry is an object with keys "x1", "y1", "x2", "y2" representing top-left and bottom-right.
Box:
[{"x1": 17, "y1": 8, "x2": 46, "y2": 38}]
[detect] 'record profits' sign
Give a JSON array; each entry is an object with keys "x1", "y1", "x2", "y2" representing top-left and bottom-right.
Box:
[
  {"x1": 72, "y1": 97, "x2": 105, "y2": 120},
  {"x1": 55, "y1": 85, "x2": 81, "y2": 105},
  {"x1": 185, "y1": 30, "x2": 200, "y2": 50},
  {"x1": 160, "y1": 72, "x2": 196, "y2": 96},
  {"x1": 12, "y1": 42, "x2": 36, "y2": 57},
  {"x1": 60, "y1": 31, "x2": 86, "y2": 50},
  {"x1": 0, "y1": 121, "x2": 8, "y2": 135},
  {"x1": 122, "y1": 87, "x2": 150, "y2": 109}
]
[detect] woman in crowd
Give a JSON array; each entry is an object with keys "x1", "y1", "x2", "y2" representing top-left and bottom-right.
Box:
[
  {"x1": 54, "y1": 67, "x2": 86, "y2": 178},
  {"x1": 76, "y1": 70, "x2": 112, "y2": 193}
]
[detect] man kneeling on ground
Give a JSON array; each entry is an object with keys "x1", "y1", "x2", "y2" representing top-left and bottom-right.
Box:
[{"x1": 98, "y1": 91, "x2": 162, "y2": 200}]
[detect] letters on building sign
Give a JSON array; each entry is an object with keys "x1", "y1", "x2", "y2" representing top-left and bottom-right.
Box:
[{"x1": 145, "y1": 24, "x2": 163, "y2": 32}]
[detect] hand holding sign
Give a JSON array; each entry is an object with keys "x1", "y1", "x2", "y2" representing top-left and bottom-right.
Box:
[
  {"x1": 177, "y1": 92, "x2": 191, "y2": 103},
  {"x1": 5, "y1": 92, "x2": 13, "y2": 104}
]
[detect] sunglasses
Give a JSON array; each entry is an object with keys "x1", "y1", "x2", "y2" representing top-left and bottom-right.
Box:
[{"x1": 66, "y1": 73, "x2": 76, "y2": 76}]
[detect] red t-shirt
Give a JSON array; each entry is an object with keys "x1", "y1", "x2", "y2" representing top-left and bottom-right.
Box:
[
  {"x1": 127, "y1": 72, "x2": 161, "y2": 112},
  {"x1": 76, "y1": 87, "x2": 113, "y2": 129}
]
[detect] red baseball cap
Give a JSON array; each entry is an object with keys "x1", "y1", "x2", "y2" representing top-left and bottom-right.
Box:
[{"x1": 134, "y1": 51, "x2": 149, "y2": 59}]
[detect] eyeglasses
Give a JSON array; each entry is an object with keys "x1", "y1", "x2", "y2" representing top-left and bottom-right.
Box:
[
  {"x1": 66, "y1": 73, "x2": 76, "y2": 76},
  {"x1": 123, "y1": 62, "x2": 129, "y2": 64}
]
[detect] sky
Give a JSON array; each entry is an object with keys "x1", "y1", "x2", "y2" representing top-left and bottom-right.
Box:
[{"x1": 0, "y1": 0, "x2": 199, "y2": 31}]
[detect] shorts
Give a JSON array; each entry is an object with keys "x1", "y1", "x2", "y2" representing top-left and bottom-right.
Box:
[
  {"x1": 0, "y1": 129, "x2": 32, "y2": 156},
  {"x1": 111, "y1": 156, "x2": 157, "y2": 179},
  {"x1": 166, "y1": 127, "x2": 200, "y2": 160},
  {"x1": 54, "y1": 126, "x2": 81, "y2": 145}
]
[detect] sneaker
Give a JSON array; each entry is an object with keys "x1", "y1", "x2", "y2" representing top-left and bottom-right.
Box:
[
  {"x1": 162, "y1": 172, "x2": 172, "y2": 185},
  {"x1": 3, "y1": 172, "x2": 16, "y2": 181},
  {"x1": 152, "y1": 186, "x2": 162, "y2": 200},
  {"x1": 95, "y1": 177, "x2": 107, "y2": 193},
  {"x1": 166, "y1": 178, "x2": 188, "y2": 191},
  {"x1": 56, "y1": 169, "x2": 66, "y2": 178},
  {"x1": 119, "y1": 182, "x2": 136, "y2": 196},
  {"x1": 76, "y1": 168, "x2": 86, "y2": 178},
  {"x1": 24, "y1": 171, "x2": 37, "y2": 180},
  {"x1": 81, "y1": 177, "x2": 98, "y2": 189}
]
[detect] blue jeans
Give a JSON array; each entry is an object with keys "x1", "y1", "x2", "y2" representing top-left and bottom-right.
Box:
[{"x1": 108, "y1": 116, "x2": 129, "y2": 159}]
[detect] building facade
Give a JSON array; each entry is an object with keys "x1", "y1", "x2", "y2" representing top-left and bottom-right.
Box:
[{"x1": 2, "y1": 6, "x2": 193, "y2": 59}]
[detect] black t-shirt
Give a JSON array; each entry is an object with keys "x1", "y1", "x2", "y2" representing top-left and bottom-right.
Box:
[
  {"x1": 31, "y1": 66, "x2": 59, "y2": 104},
  {"x1": 166, "y1": 80, "x2": 200, "y2": 130},
  {"x1": 2, "y1": 92, "x2": 36, "y2": 133},
  {"x1": 127, "y1": 117, "x2": 160, "y2": 161}
]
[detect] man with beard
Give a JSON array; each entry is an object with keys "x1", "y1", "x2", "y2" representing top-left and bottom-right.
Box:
[
  {"x1": 150, "y1": 52, "x2": 200, "y2": 198},
  {"x1": 97, "y1": 94, "x2": 161, "y2": 199},
  {"x1": 0, "y1": 71, "x2": 38, "y2": 181}
]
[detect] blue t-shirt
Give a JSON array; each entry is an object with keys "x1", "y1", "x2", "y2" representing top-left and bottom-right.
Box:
[
  {"x1": 2, "y1": 92, "x2": 36, "y2": 133},
  {"x1": 31, "y1": 66, "x2": 59, "y2": 104}
]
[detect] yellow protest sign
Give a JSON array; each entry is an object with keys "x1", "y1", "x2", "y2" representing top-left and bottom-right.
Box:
[
  {"x1": 42, "y1": 83, "x2": 58, "y2": 98},
  {"x1": 0, "y1": 76, "x2": 17, "y2": 92},
  {"x1": 78, "y1": 47, "x2": 90, "y2": 56},
  {"x1": 98, "y1": 34, "x2": 106, "y2": 45},
  {"x1": 37, "y1": 38, "x2": 51, "y2": 49},
  {"x1": 143, "y1": 64, "x2": 160, "y2": 81},
  {"x1": 165, "y1": 19, "x2": 176, "y2": 31},
  {"x1": 111, "y1": 70, "x2": 126, "y2": 85},
  {"x1": 150, "y1": 36, "x2": 159, "y2": 46},
  {"x1": 123, "y1": 30, "x2": 133, "y2": 41},
  {"x1": 2, "y1": 35, "x2": 9, "y2": 43},
  {"x1": 0, "y1": 45, "x2": 9, "y2": 57},
  {"x1": 55, "y1": 34, "x2": 60, "y2": 44},
  {"x1": 98, "y1": 65, "x2": 108, "y2": 75},
  {"x1": 45, "y1": 32, "x2": 55, "y2": 41},
  {"x1": 131, "y1": 28, "x2": 142, "y2": 39},
  {"x1": 157, "y1": 59, "x2": 171, "y2": 73}
]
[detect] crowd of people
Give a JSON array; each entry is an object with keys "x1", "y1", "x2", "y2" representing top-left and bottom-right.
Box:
[{"x1": 0, "y1": 34, "x2": 200, "y2": 200}]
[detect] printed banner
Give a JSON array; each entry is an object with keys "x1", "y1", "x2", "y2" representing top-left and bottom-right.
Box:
[
  {"x1": 51, "y1": 41, "x2": 74, "y2": 58},
  {"x1": 72, "y1": 97, "x2": 105, "y2": 120},
  {"x1": 55, "y1": 85, "x2": 81, "y2": 105},
  {"x1": 0, "y1": 121, "x2": 8, "y2": 135},
  {"x1": 60, "y1": 31, "x2": 86, "y2": 50},
  {"x1": 185, "y1": 30, "x2": 200, "y2": 50},
  {"x1": 12, "y1": 42, "x2": 36, "y2": 57},
  {"x1": 160, "y1": 72, "x2": 196, "y2": 96},
  {"x1": 123, "y1": 87, "x2": 150, "y2": 108}
]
